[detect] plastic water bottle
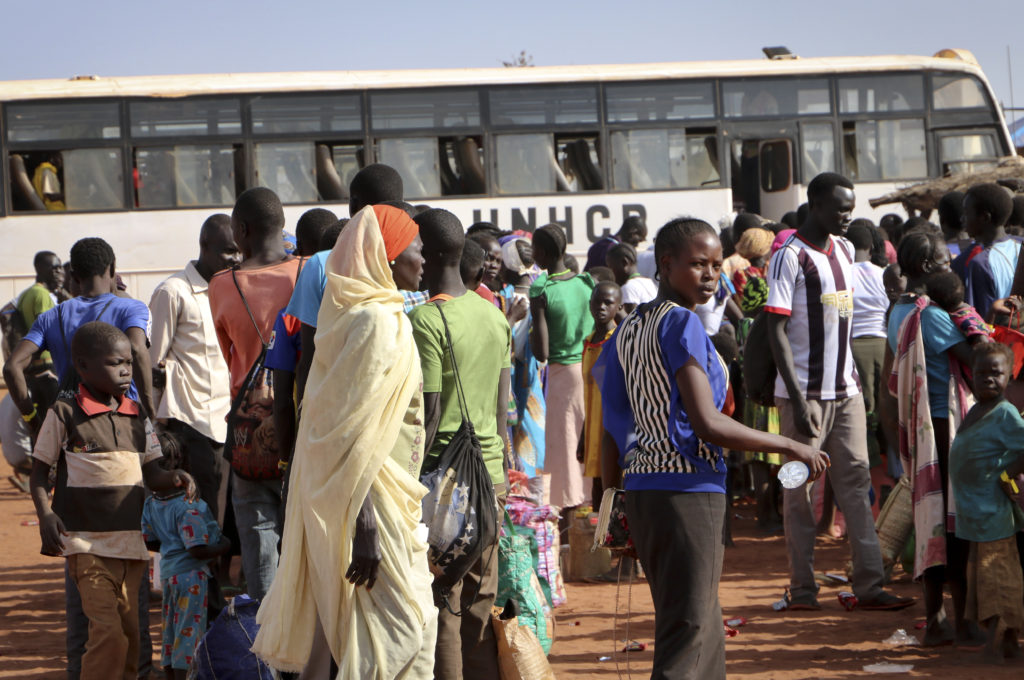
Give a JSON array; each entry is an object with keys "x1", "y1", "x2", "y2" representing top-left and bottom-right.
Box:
[{"x1": 777, "y1": 461, "x2": 810, "y2": 489}]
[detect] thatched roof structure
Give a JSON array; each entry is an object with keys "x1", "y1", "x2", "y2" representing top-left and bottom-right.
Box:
[{"x1": 869, "y1": 155, "x2": 1024, "y2": 213}]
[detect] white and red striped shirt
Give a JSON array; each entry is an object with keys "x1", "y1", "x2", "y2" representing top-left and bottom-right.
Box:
[{"x1": 765, "y1": 233, "x2": 860, "y2": 401}]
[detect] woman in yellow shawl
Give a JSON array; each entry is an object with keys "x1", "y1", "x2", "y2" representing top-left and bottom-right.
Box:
[{"x1": 253, "y1": 204, "x2": 435, "y2": 678}]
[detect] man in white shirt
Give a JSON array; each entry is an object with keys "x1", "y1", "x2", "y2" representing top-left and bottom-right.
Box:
[
  {"x1": 766, "y1": 173, "x2": 912, "y2": 612},
  {"x1": 845, "y1": 223, "x2": 889, "y2": 426},
  {"x1": 149, "y1": 214, "x2": 241, "y2": 523}
]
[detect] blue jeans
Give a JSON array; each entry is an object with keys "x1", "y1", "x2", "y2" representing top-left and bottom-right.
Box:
[
  {"x1": 65, "y1": 561, "x2": 153, "y2": 679},
  {"x1": 231, "y1": 473, "x2": 282, "y2": 601}
]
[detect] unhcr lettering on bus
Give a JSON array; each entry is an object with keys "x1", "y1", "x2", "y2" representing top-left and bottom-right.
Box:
[{"x1": 445, "y1": 190, "x2": 733, "y2": 248}]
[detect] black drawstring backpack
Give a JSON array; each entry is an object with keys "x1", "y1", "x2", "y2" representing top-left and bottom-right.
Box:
[{"x1": 419, "y1": 302, "x2": 500, "y2": 613}]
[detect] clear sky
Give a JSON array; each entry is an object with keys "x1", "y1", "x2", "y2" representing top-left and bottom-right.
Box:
[{"x1": 4, "y1": 0, "x2": 1022, "y2": 122}]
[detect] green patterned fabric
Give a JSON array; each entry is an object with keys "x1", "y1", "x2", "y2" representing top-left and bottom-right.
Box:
[
  {"x1": 741, "y1": 275, "x2": 769, "y2": 314},
  {"x1": 496, "y1": 511, "x2": 552, "y2": 653}
]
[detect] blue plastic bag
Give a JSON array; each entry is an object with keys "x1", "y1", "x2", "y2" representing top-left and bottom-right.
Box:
[{"x1": 189, "y1": 596, "x2": 278, "y2": 680}]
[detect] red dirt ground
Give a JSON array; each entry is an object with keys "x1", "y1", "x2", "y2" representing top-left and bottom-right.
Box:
[{"x1": 2, "y1": 457, "x2": 1022, "y2": 679}]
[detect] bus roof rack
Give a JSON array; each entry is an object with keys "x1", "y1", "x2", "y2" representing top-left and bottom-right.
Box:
[{"x1": 763, "y1": 46, "x2": 798, "y2": 60}]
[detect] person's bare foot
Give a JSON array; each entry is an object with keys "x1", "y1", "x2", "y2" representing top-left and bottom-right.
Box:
[
  {"x1": 1002, "y1": 631, "x2": 1022, "y2": 660},
  {"x1": 923, "y1": 619, "x2": 955, "y2": 647},
  {"x1": 815, "y1": 524, "x2": 843, "y2": 539}
]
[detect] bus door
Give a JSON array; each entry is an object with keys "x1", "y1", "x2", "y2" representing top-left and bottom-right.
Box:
[{"x1": 725, "y1": 125, "x2": 799, "y2": 221}]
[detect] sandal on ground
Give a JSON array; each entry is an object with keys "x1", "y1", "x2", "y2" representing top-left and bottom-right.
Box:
[
  {"x1": 775, "y1": 589, "x2": 821, "y2": 611},
  {"x1": 858, "y1": 591, "x2": 916, "y2": 611}
]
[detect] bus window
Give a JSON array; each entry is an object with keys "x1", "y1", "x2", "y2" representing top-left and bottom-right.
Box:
[
  {"x1": 255, "y1": 142, "x2": 317, "y2": 203},
  {"x1": 495, "y1": 133, "x2": 603, "y2": 194},
  {"x1": 371, "y1": 90, "x2": 480, "y2": 130},
  {"x1": 489, "y1": 86, "x2": 598, "y2": 126},
  {"x1": 722, "y1": 79, "x2": 830, "y2": 117},
  {"x1": 932, "y1": 74, "x2": 989, "y2": 110},
  {"x1": 495, "y1": 134, "x2": 558, "y2": 194},
  {"x1": 377, "y1": 138, "x2": 440, "y2": 199},
  {"x1": 9, "y1": 154, "x2": 47, "y2": 211},
  {"x1": 9, "y1": 149, "x2": 124, "y2": 212},
  {"x1": 939, "y1": 133, "x2": 998, "y2": 174},
  {"x1": 130, "y1": 98, "x2": 242, "y2": 137},
  {"x1": 605, "y1": 82, "x2": 715, "y2": 122},
  {"x1": 321, "y1": 143, "x2": 364, "y2": 200},
  {"x1": 610, "y1": 128, "x2": 720, "y2": 190},
  {"x1": 441, "y1": 137, "x2": 486, "y2": 195},
  {"x1": 838, "y1": 75, "x2": 924, "y2": 113},
  {"x1": 255, "y1": 140, "x2": 367, "y2": 203},
  {"x1": 251, "y1": 93, "x2": 362, "y2": 134},
  {"x1": 6, "y1": 101, "x2": 121, "y2": 142},
  {"x1": 800, "y1": 122, "x2": 836, "y2": 178},
  {"x1": 843, "y1": 119, "x2": 926, "y2": 181},
  {"x1": 557, "y1": 136, "x2": 602, "y2": 191},
  {"x1": 135, "y1": 145, "x2": 240, "y2": 208}
]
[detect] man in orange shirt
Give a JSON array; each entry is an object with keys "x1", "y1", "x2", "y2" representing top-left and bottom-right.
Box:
[{"x1": 208, "y1": 187, "x2": 301, "y2": 601}]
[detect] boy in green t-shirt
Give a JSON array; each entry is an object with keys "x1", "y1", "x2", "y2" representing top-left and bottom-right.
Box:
[{"x1": 408, "y1": 208, "x2": 511, "y2": 679}]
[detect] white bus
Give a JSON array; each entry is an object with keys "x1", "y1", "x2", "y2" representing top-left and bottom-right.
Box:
[{"x1": 0, "y1": 48, "x2": 1012, "y2": 303}]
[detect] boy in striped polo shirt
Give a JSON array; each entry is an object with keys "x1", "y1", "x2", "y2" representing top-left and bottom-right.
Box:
[
  {"x1": 766, "y1": 173, "x2": 913, "y2": 612},
  {"x1": 29, "y1": 321, "x2": 195, "y2": 680}
]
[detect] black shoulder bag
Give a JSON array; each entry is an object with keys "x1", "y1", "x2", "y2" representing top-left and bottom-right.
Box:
[
  {"x1": 223, "y1": 268, "x2": 280, "y2": 480},
  {"x1": 419, "y1": 302, "x2": 500, "y2": 612}
]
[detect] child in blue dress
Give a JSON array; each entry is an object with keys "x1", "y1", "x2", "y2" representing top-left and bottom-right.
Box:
[
  {"x1": 950, "y1": 342, "x2": 1024, "y2": 663},
  {"x1": 143, "y1": 477, "x2": 231, "y2": 679}
]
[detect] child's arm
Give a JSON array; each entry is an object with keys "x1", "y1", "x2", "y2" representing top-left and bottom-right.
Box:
[
  {"x1": 497, "y1": 366, "x2": 510, "y2": 470},
  {"x1": 529, "y1": 295, "x2": 549, "y2": 363},
  {"x1": 29, "y1": 459, "x2": 66, "y2": 556},
  {"x1": 576, "y1": 422, "x2": 586, "y2": 463},
  {"x1": 141, "y1": 460, "x2": 196, "y2": 499},
  {"x1": 724, "y1": 297, "x2": 743, "y2": 324},
  {"x1": 30, "y1": 409, "x2": 67, "y2": 556},
  {"x1": 187, "y1": 535, "x2": 231, "y2": 561},
  {"x1": 600, "y1": 429, "x2": 622, "y2": 490},
  {"x1": 677, "y1": 357, "x2": 830, "y2": 477},
  {"x1": 141, "y1": 505, "x2": 161, "y2": 553},
  {"x1": 272, "y1": 367, "x2": 297, "y2": 466}
]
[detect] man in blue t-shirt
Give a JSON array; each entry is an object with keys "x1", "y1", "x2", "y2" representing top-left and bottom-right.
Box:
[
  {"x1": 4, "y1": 238, "x2": 153, "y2": 430},
  {"x1": 265, "y1": 308, "x2": 303, "y2": 465},
  {"x1": 951, "y1": 183, "x2": 1019, "y2": 320},
  {"x1": 2, "y1": 236, "x2": 156, "y2": 680}
]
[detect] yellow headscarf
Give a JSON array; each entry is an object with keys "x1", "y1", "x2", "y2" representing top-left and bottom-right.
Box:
[
  {"x1": 735, "y1": 227, "x2": 774, "y2": 260},
  {"x1": 253, "y1": 206, "x2": 434, "y2": 678}
]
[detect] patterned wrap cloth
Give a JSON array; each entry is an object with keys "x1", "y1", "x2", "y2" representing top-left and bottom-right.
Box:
[{"x1": 889, "y1": 295, "x2": 972, "y2": 579}]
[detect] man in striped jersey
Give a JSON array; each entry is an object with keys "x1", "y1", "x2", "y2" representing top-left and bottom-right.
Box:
[{"x1": 766, "y1": 173, "x2": 913, "y2": 612}]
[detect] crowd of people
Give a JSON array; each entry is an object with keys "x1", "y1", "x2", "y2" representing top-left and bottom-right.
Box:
[{"x1": 1, "y1": 160, "x2": 1024, "y2": 680}]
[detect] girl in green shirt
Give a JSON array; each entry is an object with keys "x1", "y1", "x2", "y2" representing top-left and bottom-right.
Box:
[{"x1": 530, "y1": 224, "x2": 594, "y2": 517}]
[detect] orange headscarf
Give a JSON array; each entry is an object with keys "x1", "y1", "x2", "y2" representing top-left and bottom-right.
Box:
[{"x1": 374, "y1": 205, "x2": 418, "y2": 261}]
